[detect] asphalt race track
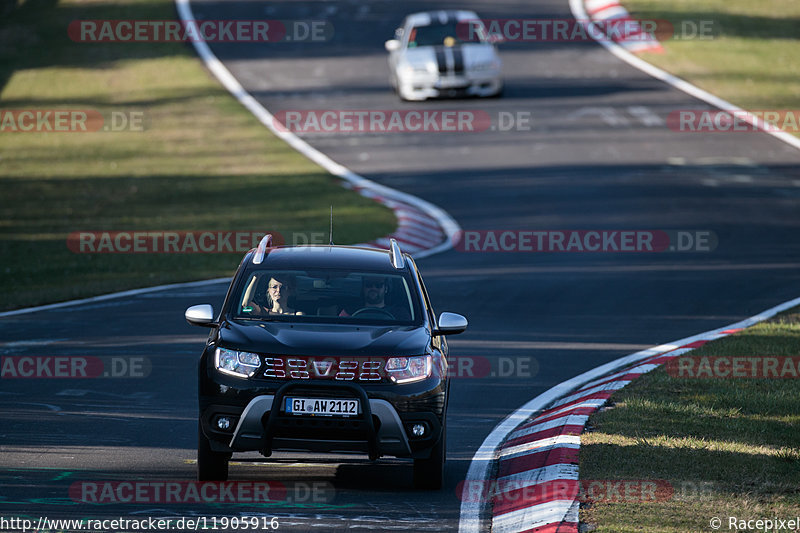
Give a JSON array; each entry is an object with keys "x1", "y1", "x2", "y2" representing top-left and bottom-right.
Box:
[{"x1": 2, "y1": 0, "x2": 800, "y2": 531}]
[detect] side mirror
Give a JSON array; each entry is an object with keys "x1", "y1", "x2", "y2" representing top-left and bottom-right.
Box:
[
  {"x1": 434, "y1": 312, "x2": 468, "y2": 335},
  {"x1": 185, "y1": 304, "x2": 216, "y2": 327},
  {"x1": 385, "y1": 39, "x2": 401, "y2": 52}
]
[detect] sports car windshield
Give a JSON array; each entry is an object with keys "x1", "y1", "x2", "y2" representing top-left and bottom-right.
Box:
[
  {"x1": 408, "y1": 21, "x2": 484, "y2": 47},
  {"x1": 232, "y1": 269, "x2": 422, "y2": 325}
]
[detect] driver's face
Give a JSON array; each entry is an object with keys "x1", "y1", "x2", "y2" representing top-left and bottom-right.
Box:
[
  {"x1": 268, "y1": 278, "x2": 290, "y2": 302},
  {"x1": 363, "y1": 280, "x2": 386, "y2": 305}
]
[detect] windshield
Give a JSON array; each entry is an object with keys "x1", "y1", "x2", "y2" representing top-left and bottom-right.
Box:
[
  {"x1": 407, "y1": 21, "x2": 485, "y2": 47},
  {"x1": 232, "y1": 269, "x2": 422, "y2": 325}
]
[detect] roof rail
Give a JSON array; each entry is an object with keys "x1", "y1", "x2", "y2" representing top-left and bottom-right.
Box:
[
  {"x1": 388, "y1": 238, "x2": 405, "y2": 269},
  {"x1": 252, "y1": 234, "x2": 273, "y2": 265}
]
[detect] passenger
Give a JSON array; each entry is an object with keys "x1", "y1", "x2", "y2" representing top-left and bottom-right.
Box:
[{"x1": 249, "y1": 274, "x2": 303, "y2": 316}]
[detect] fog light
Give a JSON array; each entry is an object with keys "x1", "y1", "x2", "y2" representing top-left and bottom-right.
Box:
[
  {"x1": 411, "y1": 424, "x2": 425, "y2": 437},
  {"x1": 216, "y1": 416, "x2": 231, "y2": 430}
]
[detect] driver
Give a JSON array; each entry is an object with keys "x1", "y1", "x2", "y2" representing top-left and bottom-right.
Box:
[{"x1": 339, "y1": 276, "x2": 410, "y2": 320}]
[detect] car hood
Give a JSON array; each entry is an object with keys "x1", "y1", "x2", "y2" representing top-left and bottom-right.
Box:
[
  {"x1": 403, "y1": 43, "x2": 497, "y2": 68},
  {"x1": 217, "y1": 320, "x2": 431, "y2": 357}
]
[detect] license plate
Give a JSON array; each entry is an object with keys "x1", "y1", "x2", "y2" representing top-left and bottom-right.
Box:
[
  {"x1": 436, "y1": 78, "x2": 467, "y2": 89},
  {"x1": 284, "y1": 397, "x2": 359, "y2": 416}
]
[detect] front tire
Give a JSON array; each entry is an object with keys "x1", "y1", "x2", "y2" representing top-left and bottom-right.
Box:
[
  {"x1": 197, "y1": 422, "x2": 230, "y2": 481},
  {"x1": 413, "y1": 424, "x2": 446, "y2": 489}
]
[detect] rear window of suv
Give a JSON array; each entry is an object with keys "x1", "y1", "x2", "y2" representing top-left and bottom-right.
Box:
[{"x1": 232, "y1": 268, "x2": 423, "y2": 326}]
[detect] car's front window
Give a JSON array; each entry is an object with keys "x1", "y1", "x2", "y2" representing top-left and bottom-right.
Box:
[
  {"x1": 232, "y1": 268, "x2": 422, "y2": 325},
  {"x1": 407, "y1": 21, "x2": 485, "y2": 48}
]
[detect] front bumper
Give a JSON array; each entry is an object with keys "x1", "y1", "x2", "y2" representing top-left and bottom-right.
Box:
[
  {"x1": 398, "y1": 71, "x2": 502, "y2": 100},
  {"x1": 200, "y1": 367, "x2": 446, "y2": 460},
  {"x1": 232, "y1": 394, "x2": 408, "y2": 458}
]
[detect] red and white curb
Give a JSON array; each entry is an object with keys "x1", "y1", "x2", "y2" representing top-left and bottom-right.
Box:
[
  {"x1": 458, "y1": 295, "x2": 800, "y2": 532},
  {"x1": 352, "y1": 186, "x2": 447, "y2": 255},
  {"x1": 584, "y1": 0, "x2": 662, "y2": 54},
  {"x1": 490, "y1": 340, "x2": 726, "y2": 532},
  {"x1": 175, "y1": 0, "x2": 459, "y2": 260}
]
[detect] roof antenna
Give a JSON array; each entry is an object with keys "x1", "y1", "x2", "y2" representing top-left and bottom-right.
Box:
[{"x1": 329, "y1": 206, "x2": 334, "y2": 245}]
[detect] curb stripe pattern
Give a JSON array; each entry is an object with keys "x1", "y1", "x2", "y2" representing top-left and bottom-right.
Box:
[
  {"x1": 345, "y1": 185, "x2": 447, "y2": 252},
  {"x1": 487, "y1": 330, "x2": 751, "y2": 532},
  {"x1": 584, "y1": 0, "x2": 663, "y2": 54}
]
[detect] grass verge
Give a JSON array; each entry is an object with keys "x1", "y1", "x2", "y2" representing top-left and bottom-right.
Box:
[
  {"x1": 621, "y1": 0, "x2": 800, "y2": 135},
  {"x1": 579, "y1": 307, "x2": 800, "y2": 532},
  {"x1": 0, "y1": 0, "x2": 396, "y2": 311}
]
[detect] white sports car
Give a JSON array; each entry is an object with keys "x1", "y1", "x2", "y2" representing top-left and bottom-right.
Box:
[{"x1": 385, "y1": 10, "x2": 503, "y2": 101}]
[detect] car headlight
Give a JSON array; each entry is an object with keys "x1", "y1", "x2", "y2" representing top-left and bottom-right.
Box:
[
  {"x1": 386, "y1": 355, "x2": 432, "y2": 384},
  {"x1": 400, "y1": 63, "x2": 434, "y2": 76},
  {"x1": 215, "y1": 347, "x2": 260, "y2": 378}
]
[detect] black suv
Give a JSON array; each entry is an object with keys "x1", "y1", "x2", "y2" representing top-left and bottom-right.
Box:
[{"x1": 185, "y1": 238, "x2": 467, "y2": 489}]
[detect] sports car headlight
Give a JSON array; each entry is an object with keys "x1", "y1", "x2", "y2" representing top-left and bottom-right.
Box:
[
  {"x1": 215, "y1": 347, "x2": 260, "y2": 378},
  {"x1": 386, "y1": 355, "x2": 432, "y2": 384},
  {"x1": 401, "y1": 63, "x2": 434, "y2": 76}
]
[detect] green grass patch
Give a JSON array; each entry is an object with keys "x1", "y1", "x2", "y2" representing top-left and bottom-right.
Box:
[
  {"x1": 0, "y1": 0, "x2": 396, "y2": 311},
  {"x1": 622, "y1": 0, "x2": 800, "y2": 133},
  {"x1": 579, "y1": 307, "x2": 800, "y2": 532}
]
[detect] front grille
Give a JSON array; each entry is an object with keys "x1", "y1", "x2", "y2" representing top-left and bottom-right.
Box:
[{"x1": 260, "y1": 356, "x2": 388, "y2": 382}]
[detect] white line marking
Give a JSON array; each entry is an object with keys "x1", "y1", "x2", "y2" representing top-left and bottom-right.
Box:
[
  {"x1": 17, "y1": 402, "x2": 62, "y2": 412},
  {"x1": 0, "y1": 278, "x2": 230, "y2": 318},
  {"x1": 174, "y1": 0, "x2": 461, "y2": 261},
  {"x1": 627, "y1": 105, "x2": 665, "y2": 126},
  {"x1": 1, "y1": 339, "x2": 62, "y2": 347},
  {"x1": 569, "y1": 0, "x2": 800, "y2": 152}
]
